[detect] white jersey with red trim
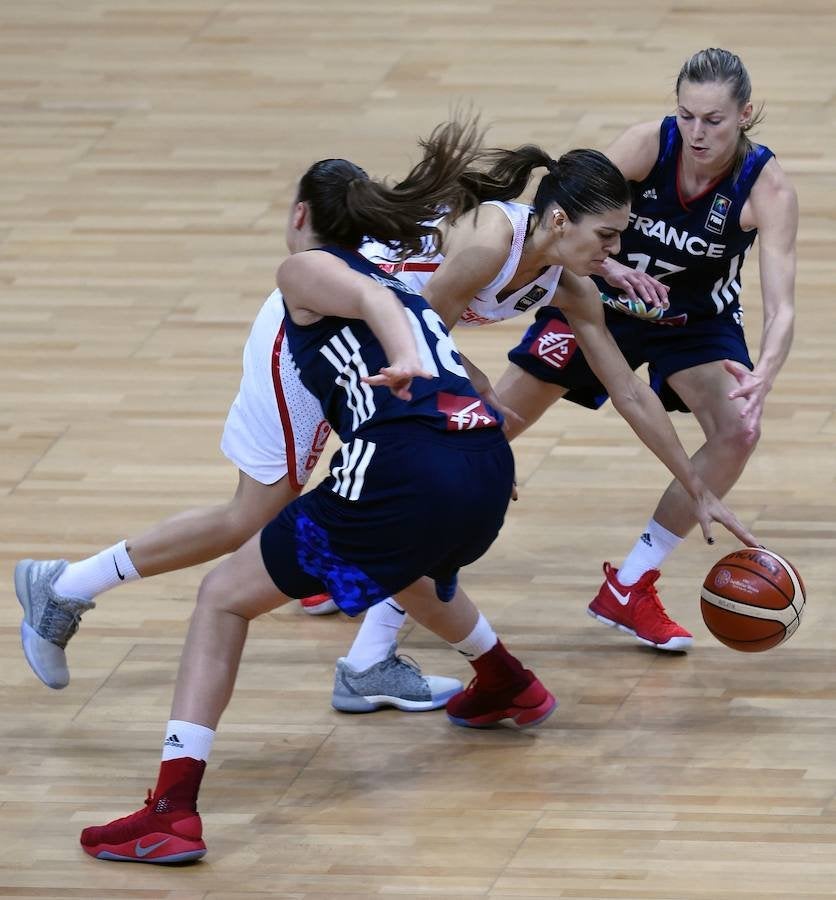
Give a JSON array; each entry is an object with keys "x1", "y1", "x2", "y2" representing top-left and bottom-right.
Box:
[
  {"x1": 221, "y1": 289, "x2": 331, "y2": 488},
  {"x1": 360, "y1": 200, "x2": 562, "y2": 327}
]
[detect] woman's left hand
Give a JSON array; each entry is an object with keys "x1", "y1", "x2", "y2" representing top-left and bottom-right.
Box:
[
  {"x1": 725, "y1": 360, "x2": 769, "y2": 440},
  {"x1": 362, "y1": 364, "x2": 433, "y2": 400}
]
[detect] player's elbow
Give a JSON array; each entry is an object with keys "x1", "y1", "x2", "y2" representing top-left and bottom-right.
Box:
[{"x1": 607, "y1": 375, "x2": 646, "y2": 415}]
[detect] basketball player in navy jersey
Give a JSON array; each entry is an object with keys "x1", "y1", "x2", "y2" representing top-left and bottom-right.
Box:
[
  {"x1": 329, "y1": 143, "x2": 760, "y2": 697},
  {"x1": 77, "y1": 124, "x2": 562, "y2": 863},
  {"x1": 503, "y1": 48, "x2": 798, "y2": 650},
  {"x1": 14, "y1": 125, "x2": 476, "y2": 710}
]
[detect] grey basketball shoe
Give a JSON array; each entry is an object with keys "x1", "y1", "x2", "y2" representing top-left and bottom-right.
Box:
[
  {"x1": 331, "y1": 642, "x2": 462, "y2": 713},
  {"x1": 15, "y1": 559, "x2": 95, "y2": 689}
]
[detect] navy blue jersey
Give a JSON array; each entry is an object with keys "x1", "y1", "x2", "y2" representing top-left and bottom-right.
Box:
[
  {"x1": 262, "y1": 244, "x2": 512, "y2": 611},
  {"x1": 282, "y1": 245, "x2": 501, "y2": 445},
  {"x1": 593, "y1": 116, "x2": 773, "y2": 326}
]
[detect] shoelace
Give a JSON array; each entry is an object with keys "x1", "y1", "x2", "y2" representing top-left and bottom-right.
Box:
[
  {"x1": 85, "y1": 790, "x2": 155, "y2": 842},
  {"x1": 392, "y1": 652, "x2": 421, "y2": 674},
  {"x1": 39, "y1": 602, "x2": 86, "y2": 648},
  {"x1": 461, "y1": 674, "x2": 529, "y2": 697},
  {"x1": 636, "y1": 583, "x2": 678, "y2": 626}
]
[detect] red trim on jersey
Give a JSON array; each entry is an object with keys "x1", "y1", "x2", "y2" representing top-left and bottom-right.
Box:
[
  {"x1": 271, "y1": 321, "x2": 301, "y2": 492},
  {"x1": 675, "y1": 148, "x2": 726, "y2": 210},
  {"x1": 376, "y1": 261, "x2": 440, "y2": 275}
]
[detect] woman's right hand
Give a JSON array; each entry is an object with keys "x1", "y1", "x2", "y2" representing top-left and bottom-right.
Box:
[{"x1": 599, "y1": 257, "x2": 670, "y2": 311}]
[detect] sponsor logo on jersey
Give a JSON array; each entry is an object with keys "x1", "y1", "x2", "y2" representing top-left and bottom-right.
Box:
[
  {"x1": 529, "y1": 319, "x2": 577, "y2": 369},
  {"x1": 705, "y1": 193, "x2": 732, "y2": 236},
  {"x1": 459, "y1": 306, "x2": 495, "y2": 326},
  {"x1": 436, "y1": 392, "x2": 499, "y2": 430},
  {"x1": 627, "y1": 213, "x2": 726, "y2": 258},
  {"x1": 642, "y1": 188, "x2": 658, "y2": 200},
  {"x1": 304, "y1": 420, "x2": 332, "y2": 472},
  {"x1": 514, "y1": 285, "x2": 548, "y2": 312}
]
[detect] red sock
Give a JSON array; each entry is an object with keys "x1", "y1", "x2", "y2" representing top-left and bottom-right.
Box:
[
  {"x1": 152, "y1": 757, "x2": 206, "y2": 813},
  {"x1": 469, "y1": 640, "x2": 528, "y2": 690}
]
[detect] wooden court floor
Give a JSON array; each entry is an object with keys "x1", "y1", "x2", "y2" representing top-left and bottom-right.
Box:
[{"x1": 1, "y1": 2, "x2": 835, "y2": 897}]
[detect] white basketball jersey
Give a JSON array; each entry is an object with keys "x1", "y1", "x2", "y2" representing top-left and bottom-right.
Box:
[
  {"x1": 360, "y1": 201, "x2": 562, "y2": 327},
  {"x1": 221, "y1": 290, "x2": 331, "y2": 488}
]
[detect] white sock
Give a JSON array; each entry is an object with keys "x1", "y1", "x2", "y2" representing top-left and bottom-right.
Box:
[
  {"x1": 53, "y1": 540, "x2": 140, "y2": 600},
  {"x1": 161, "y1": 720, "x2": 215, "y2": 762},
  {"x1": 450, "y1": 613, "x2": 497, "y2": 659},
  {"x1": 345, "y1": 598, "x2": 406, "y2": 670},
  {"x1": 618, "y1": 518, "x2": 683, "y2": 586}
]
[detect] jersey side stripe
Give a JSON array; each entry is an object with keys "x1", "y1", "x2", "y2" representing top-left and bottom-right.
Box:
[
  {"x1": 331, "y1": 437, "x2": 376, "y2": 500},
  {"x1": 346, "y1": 439, "x2": 376, "y2": 501},
  {"x1": 335, "y1": 328, "x2": 375, "y2": 424},
  {"x1": 711, "y1": 253, "x2": 743, "y2": 312},
  {"x1": 333, "y1": 438, "x2": 362, "y2": 498},
  {"x1": 320, "y1": 331, "x2": 375, "y2": 429}
]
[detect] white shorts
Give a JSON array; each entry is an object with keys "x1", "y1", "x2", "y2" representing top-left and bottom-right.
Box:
[{"x1": 220, "y1": 289, "x2": 331, "y2": 489}]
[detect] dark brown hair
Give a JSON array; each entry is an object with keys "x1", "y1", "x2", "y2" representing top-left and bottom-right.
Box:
[
  {"x1": 460, "y1": 146, "x2": 630, "y2": 227},
  {"x1": 296, "y1": 118, "x2": 483, "y2": 257}
]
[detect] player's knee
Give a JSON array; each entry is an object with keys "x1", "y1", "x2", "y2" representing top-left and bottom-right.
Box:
[
  {"x1": 716, "y1": 417, "x2": 760, "y2": 460},
  {"x1": 196, "y1": 564, "x2": 247, "y2": 617}
]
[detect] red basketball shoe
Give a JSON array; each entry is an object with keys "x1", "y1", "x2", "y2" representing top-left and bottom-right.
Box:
[
  {"x1": 300, "y1": 593, "x2": 339, "y2": 616},
  {"x1": 587, "y1": 562, "x2": 693, "y2": 651},
  {"x1": 446, "y1": 670, "x2": 557, "y2": 729},
  {"x1": 80, "y1": 790, "x2": 206, "y2": 864}
]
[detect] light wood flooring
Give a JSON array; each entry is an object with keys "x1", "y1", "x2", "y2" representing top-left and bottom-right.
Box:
[{"x1": 1, "y1": 2, "x2": 835, "y2": 897}]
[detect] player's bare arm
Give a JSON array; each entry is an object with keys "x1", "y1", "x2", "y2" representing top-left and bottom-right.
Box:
[
  {"x1": 277, "y1": 251, "x2": 430, "y2": 397},
  {"x1": 603, "y1": 120, "x2": 661, "y2": 183},
  {"x1": 422, "y1": 206, "x2": 526, "y2": 425},
  {"x1": 421, "y1": 205, "x2": 513, "y2": 330},
  {"x1": 727, "y1": 158, "x2": 798, "y2": 434},
  {"x1": 555, "y1": 270, "x2": 757, "y2": 546}
]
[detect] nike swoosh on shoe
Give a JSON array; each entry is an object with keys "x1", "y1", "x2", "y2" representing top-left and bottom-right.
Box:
[
  {"x1": 135, "y1": 837, "x2": 170, "y2": 857},
  {"x1": 607, "y1": 583, "x2": 631, "y2": 606}
]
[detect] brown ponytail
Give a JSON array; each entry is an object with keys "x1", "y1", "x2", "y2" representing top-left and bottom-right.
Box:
[
  {"x1": 454, "y1": 145, "x2": 630, "y2": 227},
  {"x1": 296, "y1": 117, "x2": 485, "y2": 258}
]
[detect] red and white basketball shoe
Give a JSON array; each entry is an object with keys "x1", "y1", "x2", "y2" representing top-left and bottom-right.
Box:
[
  {"x1": 80, "y1": 790, "x2": 206, "y2": 864},
  {"x1": 587, "y1": 562, "x2": 693, "y2": 651},
  {"x1": 446, "y1": 670, "x2": 557, "y2": 729},
  {"x1": 300, "y1": 593, "x2": 339, "y2": 616}
]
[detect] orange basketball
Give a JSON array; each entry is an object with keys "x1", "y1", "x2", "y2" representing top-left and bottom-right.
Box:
[{"x1": 700, "y1": 548, "x2": 805, "y2": 652}]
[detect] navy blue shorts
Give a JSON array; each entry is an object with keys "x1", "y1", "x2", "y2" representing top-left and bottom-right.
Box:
[
  {"x1": 260, "y1": 422, "x2": 514, "y2": 616},
  {"x1": 507, "y1": 305, "x2": 753, "y2": 413}
]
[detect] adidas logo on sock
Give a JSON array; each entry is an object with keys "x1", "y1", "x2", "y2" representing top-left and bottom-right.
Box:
[
  {"x1": 640, "y1": 532, "x2": 653, "y2": 548},
  {"x1": 164, "y1": 733, "x2": 184, "y2": 749}
]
